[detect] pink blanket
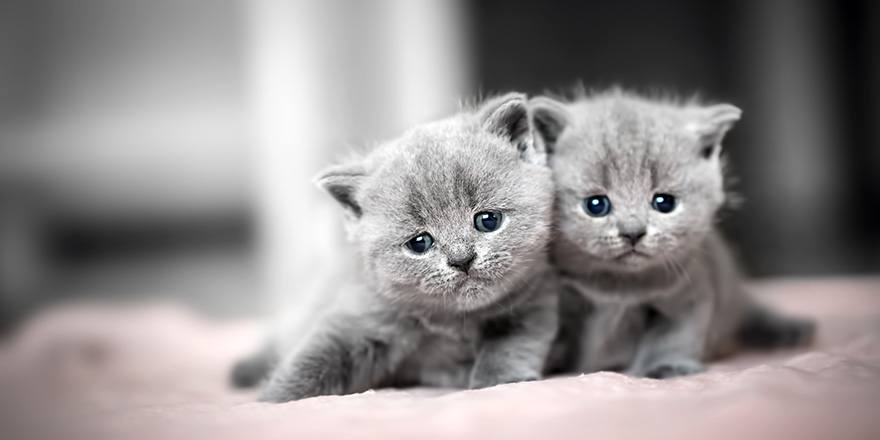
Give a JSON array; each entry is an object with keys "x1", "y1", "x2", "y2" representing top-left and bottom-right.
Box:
[{"x1": 2, "y1": 279, "x2": 879, "y2": 440}]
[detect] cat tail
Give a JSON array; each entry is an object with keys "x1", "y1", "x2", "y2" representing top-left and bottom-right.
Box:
[
  {"x1": 230, "y1": 346, "x2": 276, "y2": 388},
  {"x1": 735, "y1": 302, "x2": 816, "y2": 349}
]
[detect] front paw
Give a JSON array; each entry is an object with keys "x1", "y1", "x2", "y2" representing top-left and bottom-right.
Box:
[
  {"x1": 258, "y1": 361, "x2": 344, "y2": 403},
  {"x1": 258, "y1": 378, "x2": 322, "y2": 403},
  {"x1": 469, "y1": 372, "x2": 540, "y2": 389},
  {"x1": 642, "y1": 358, "x2": 705, "y2": 379}
]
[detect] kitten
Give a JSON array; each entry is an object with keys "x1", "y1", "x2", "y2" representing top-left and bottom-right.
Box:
[
  {"x1": 531, "y1": 89, "x2": 815, "y2": 378},
  {"x1": 232, "y1": 93, "x2": 560, "y2": 401}
]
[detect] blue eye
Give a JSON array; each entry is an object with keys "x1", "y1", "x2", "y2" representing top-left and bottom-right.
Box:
[
  {"x1": 405, "y1": 233, "x2": 434, "y2": 254},
  {"x1": 474, "y1": 211, "x2": 504, "y2": 232},
  {"x1": 583, "y1": 195, "x2": 612, "y2": 217},
  {"x1": 652, "y1": 193, "x2": 677, "y2": 213}
]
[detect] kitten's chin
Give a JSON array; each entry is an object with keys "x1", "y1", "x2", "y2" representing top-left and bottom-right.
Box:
[
  {"x1": 592, "y1": 249, "x2": 662, "y2": 273},
  {"x1": 383, "y1": 278, "x2": 506, "y2": 314},
  {"x1": 614, "y1": 250, "x2": 653, "y2": 269},
  {"x1": 445, "y1": 279, "x2": 507, "y2": 312}
]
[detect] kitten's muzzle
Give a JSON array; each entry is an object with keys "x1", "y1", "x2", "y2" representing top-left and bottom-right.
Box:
[
  {"x1": 448, "y1": 253, "x2": 476, "y2": 275},
  {"x1": 619, "y1": 228, "x2": 646, "y2": 246}
]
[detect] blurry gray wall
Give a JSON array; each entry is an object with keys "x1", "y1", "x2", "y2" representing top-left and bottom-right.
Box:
[
  {"x1": 0, "y1": 0, "x2": 254, "y2": 325},
  {"x1": 0, "y1": 0, "x2": 250, "y2": 220}
]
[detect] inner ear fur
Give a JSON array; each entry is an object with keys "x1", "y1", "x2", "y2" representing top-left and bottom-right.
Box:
[
  {"x1": 528, "y1": 96, "x2": 571, "y2": 154},
  {"x1": 686, "y1": 103, "x2": 742, "y2": 158},
  {"x1": 479, "y1": 92, "x2": 544, "y2": 164},
  {"x1": 314, "y1": 162, "x2": 366, "y2": 218}
]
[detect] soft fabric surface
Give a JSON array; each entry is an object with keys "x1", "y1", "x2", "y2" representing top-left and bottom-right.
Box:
[{"x1": 2, "y1": 278, "x2": 879, "y2": 440}]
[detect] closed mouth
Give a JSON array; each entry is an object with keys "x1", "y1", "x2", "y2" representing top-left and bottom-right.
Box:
[
  {"x1": 456, "y1": 273, "x2": 491, "y2": 289},
  {"x1": 615, "y1": 249, "x2": 650, "y2": 260}
]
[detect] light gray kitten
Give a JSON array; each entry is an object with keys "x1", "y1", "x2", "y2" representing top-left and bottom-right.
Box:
[
  {"x1": 231, "y1": 93, "x2": 559, "y2": 401},
  {"x1": 532, "y1": 90, "x2": 815, "y2": 378}
]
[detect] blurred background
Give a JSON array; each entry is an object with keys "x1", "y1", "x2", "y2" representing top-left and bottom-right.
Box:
[{"x1": 0, "y1": 0, "x2": 877, "y2": 331}]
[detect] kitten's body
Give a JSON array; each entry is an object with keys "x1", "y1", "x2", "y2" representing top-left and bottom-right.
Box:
[
  {"x1": 233, "y1": 94, "x2": 560, "y2": 401},
  {"x1": 554, "y1": 230, "x2": 745, "y2": 375},
  {"x1": 533, "y1": 90, "x2": 814, "y2": 378}
]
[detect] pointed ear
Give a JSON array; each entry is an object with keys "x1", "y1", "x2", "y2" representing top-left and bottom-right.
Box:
[
  {"x1": 479, "y1": 92, "x2": 544, "y2": 165},
  {"x1": 685, "y1": 104, "x2": 742, "y2": 159},
  {"x1": 529, "y1": 96, "x2": 571, "y2": 154},
  {"x1": 314, "y1": 162, "x2": 366, "y2": 218}
]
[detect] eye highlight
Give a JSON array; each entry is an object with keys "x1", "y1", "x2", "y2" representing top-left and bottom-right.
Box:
[
  {"x1": 474, "y1": 211, "x2": 504, "y2": 232},
  {"x1": 652, "y1": 194, "x2": 677, "y2": 213},
  {"x1": 404, "y1": 233, "x2": 434, "y2": 254},
  {"x1": 583, "y1": 195, "x2": 612, "y2": 217}
]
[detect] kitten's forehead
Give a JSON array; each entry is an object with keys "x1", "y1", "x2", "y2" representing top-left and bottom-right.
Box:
[
  {"x1": 361, "y1": 120, "x2": 526, "y2": 225},
  {"x1": 556, "y1": 97, "x2": 696, "y2": 191}
]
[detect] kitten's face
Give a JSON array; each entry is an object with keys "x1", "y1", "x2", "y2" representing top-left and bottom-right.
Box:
[
  {"x1": 534, "y1": 96, "x2": 739, "y2": 272},
  {"x1": 318, "y1": 94, "x2": 553, "y2": 312}
]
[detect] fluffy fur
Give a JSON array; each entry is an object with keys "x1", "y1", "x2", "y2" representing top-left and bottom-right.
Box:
[
  {"x1": 533, "y1": 89, "x2": 815, "y2": 378},
  {"x1": 232, "y1": 93, "x2": 560, "y2": 401}
]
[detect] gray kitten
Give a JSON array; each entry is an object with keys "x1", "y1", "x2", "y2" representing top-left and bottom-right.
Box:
[
  {"x1": 232, "y1": 93, "x2": 560, "y2": 401},
  {"x1": 532, "y1": 90, "x2": 815, "y2": 379}
]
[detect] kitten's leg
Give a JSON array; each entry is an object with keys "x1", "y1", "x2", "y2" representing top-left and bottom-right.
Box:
[
  {"x1": 736, "y1": 302, "x2": 815, "y2": 349},
  {"x1": 628, "y1": 298, "x2": 712, "y2": 379},
  {"x1": 259, "y1": 315, "x2": 414, "y2": 402},
  {"x1": 470, "y1": 292, "x2": 559, "y2": 389},
  {"x1": 230, "y1": 345, "x2": 276, "y2": 388},
  {"x1": 544, "y1": 287, "x2": 590, "y2": 375}
]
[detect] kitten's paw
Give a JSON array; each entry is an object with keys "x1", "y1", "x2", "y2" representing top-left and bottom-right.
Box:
[
  {"x1": 258, "y1": 360, "x2": 349, "y2": 402},
  {"x1": 257, "y1": 380, "x2": 316, "y2": 403},
  {"x1": 469, "y1": 373, "x2": 540, "y2": 389},
  {"x1": 642, "y1": 358, "x2": 705, "y2": 379}
]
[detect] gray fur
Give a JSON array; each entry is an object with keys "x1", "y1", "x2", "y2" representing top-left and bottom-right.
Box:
[
  {"x1": 234, "y1": 93, "x2": 559, "y2": 401},
  {"x1": 532, "y1": 89, "x2": 815, "y2": 378}
]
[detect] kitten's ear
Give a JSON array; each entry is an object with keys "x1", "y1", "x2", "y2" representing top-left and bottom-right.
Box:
[
  {"x1": 685, "y1": 104, "x2": 742, "y2": 159},
  {"x1": 529, "y1": 96, "x2": 571, "y2": 154},
  {"x1": 314, "y1": 162, "x2": 366, "y2": 218},
  {"x1": 479, "y1": 92, "x2": 545, "y2": 165}
]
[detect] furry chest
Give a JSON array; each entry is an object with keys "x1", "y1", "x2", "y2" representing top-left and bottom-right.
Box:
[
  {"x1": 566, "y1": 276, "x2": 683, "y2": 307},
  {"x1": 580, "y1": 303, "x2": 647, "y2": 372},
  {"x1": 392, "y1": 319, "x2": 480, "y2": 388}
]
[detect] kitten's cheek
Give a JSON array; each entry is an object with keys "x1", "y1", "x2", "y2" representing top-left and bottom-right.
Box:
[
  {"x1": 586, "y1": 240, "x2": 607, "y2": 257},
  {"x1": 641, "y1": 227, "x2": 658, "y2": 249}
]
